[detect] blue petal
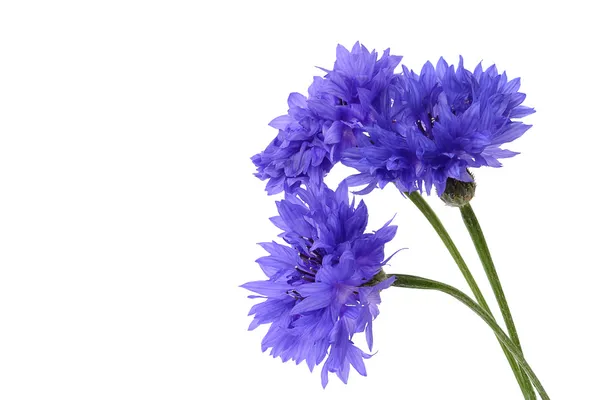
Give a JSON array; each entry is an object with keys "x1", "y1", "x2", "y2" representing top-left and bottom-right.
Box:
[
  {"x1": 241, "y1": 281, "x2": 291, "y2": 296},
  {"x1": 324, "y1": 121, "x2": 344, "y2": 144},
  {"x1": 287, "y1": 92, "x2": 307, "y2": 108},
  {"x1": 492, "y1": 123, "x2": 532, "y2": 145},
  {"x1": 269, "y1": 115, "x2": 293, "y2": 130},
  {"x1": 291, "y1": 292, "x2": 332, "y2": 314}
]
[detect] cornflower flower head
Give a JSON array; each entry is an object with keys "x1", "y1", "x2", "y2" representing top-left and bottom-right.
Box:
[
  {"x1": 343, "y1": 57, "x2": 535, "y2": 195},
  {"x1": 252, "y1": 43, "x2": 402, "y2": 195},
  {"x1": 241, "y1": 182, "x2": 398, "y2": 386}
]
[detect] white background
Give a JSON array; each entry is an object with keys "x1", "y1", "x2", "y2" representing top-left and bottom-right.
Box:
[{"x1": 0, "y1": 1, "x2": 598, "y2": 399}]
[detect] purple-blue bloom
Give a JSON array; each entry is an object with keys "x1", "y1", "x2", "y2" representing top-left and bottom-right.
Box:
[
  {"x1": 252, "y1": 42, "x2": 402, "y2": 195},
  {"x1": 242, "y1": 182, "x2": 397, "y2": 386},
  {"x1": 343, "y1": 57, "x2": 535, "y2": 195}
]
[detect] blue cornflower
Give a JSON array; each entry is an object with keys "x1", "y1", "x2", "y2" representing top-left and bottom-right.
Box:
[
  {"x1": 241, "y1": 182, "x2": 398, "y2": 386},
  {"x1": 252, "y1": 43, "x2": 402, "y2": 195},
  {"x1": 343, "y1": 57, "x2": 535, "y2": 195}
]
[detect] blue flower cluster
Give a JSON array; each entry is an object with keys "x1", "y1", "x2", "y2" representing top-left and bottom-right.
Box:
[
  {"x1": 252, "y1": 43, "x2": 534, "y2": 196},
  {"x1": 242, "y1": 183, "x2": 397, "y2": 386}
]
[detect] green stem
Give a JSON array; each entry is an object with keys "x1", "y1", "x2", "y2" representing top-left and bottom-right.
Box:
[
  {"x1": 460, "y1": 203, "x2": 530, "y2": 369},
  {"x1": 407, "y1": 192, "x2": 488, "y2": 307},
  {"x1": 388, "y1": 274, "x2": 550, "y2": 400},
  {"x1": 407, "y1": 192, "x2": 535, "y2": 399}
]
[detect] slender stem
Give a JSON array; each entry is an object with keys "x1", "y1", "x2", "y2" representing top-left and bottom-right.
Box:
[
  {"x1": 407, "y1": 192, "x2": 488, "y2": 308},
  {"x1": 407, "y1": 192, "x2": 535, "y2": 399},
  {"x1": 388, "y1": 274, "x2": 550, "y2": 400},
  {"x1": 460, "y1": 203, "x2": 525, "y2": 351}
]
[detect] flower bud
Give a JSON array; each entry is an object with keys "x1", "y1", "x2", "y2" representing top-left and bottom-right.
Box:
[{"x1": 440, "y1": 172, "x2": 476, "y2": 207}]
